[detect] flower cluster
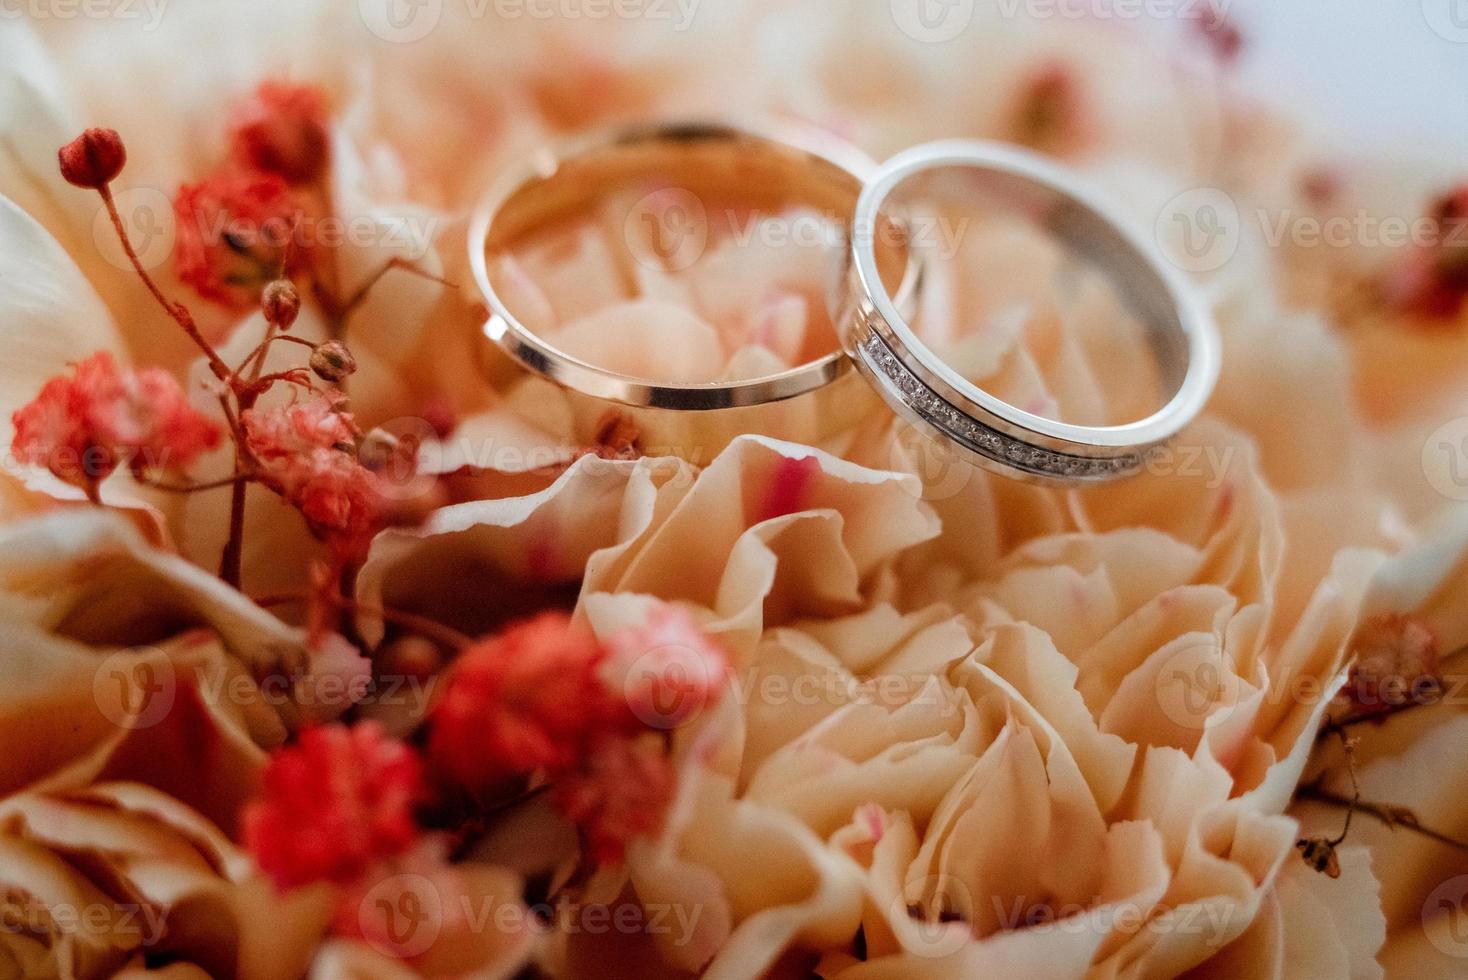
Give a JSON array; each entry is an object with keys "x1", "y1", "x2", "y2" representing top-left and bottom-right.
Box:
[
  {"x1": 244, "y1": 722, "x2": 424, "y2": 890},
  {"x1": 1382, "y1": 184, "x2": 1468, "y2": 321},
  {"x1": 173, "y1": 82, "x2": 329, "y2": 310},
  {"x1": 8, "y1": 11, "x2": 1468, "y2": 979},
  {"x1": 10, "y1": 351, "x2": 220, "y2": 495},
  {"x1": 242, "y1": 394, "x2": 392, "y2": 563},
  {"x1": 428, "y1": 609, "x2": 729, "y2": 862},
  {"x1": 238, "y1": 609, "x2": 729, "y2": 922}
]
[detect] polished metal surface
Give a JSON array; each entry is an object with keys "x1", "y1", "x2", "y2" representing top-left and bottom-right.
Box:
[{"x1": 843, "y1": 139, "x2": 1221, "y2": 486}]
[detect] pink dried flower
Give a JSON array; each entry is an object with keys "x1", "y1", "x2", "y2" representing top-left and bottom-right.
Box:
[
  {"x1": 602, "y1": 605, "x2": 731, "y2": 730},
  {"x1": 1345, "y1": 613, "x2": 1440, "y2": 716},
  {"x1": 554, "y1": 737, "x2": 675, "y2": 865},
  {"x1": 309, "y1": 340, "x2": 358, "y2": 383},
  {"x1": 243, "y1": 392, "x2": 358, "y2": 459},
  {"x1": 11, "y1": 352, "x2": 220, "y2": 492},
  {"x1": 1382, "y1": 186, "x2": 1468, "y2": 322},
  {"x1": 243, "y1": 394, "x2": 386, "y2": 560},
  {"x1": 173, "y1": 169, "x2": 304, "y2": 309},
  {"x1": 261, "y1": 277, "x2": 301, "y2": 330},
  {"x1": 428, "y1": 613, "x2": 628, "y2": 791},
  {"x1": 1196, "y1": 6, "x2": 1244, "y2": 63},
  {"x1": 228, "y1": 82, "x2": 331, "y2": 185},
  {"x1": 243, "y1": 722, "x2": 424, "y2": 890}
]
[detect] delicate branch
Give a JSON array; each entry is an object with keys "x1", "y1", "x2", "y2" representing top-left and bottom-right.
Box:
[
  {"x1": 233, "y1": 333, "x2": 317, "y2": 375},
  {"x1": 138, "y1": 473, "x2": 252, "y2": 493},
  {"x1": 220, "y1": 471, "x2": 249, "y2": 587},
  {"x1": 254, "y1": 592, "x2": 473, "y2": 652},
  {"x1": 96, "y1": 185, "x2": 233, "y2": 382},
  {"x1": 1297, "y1": 783, "x2": 1468, "y2": 855},
  {"x1": 1326, "y1": 728, "x2": 1359, "y2": 847},
  {"x1": 316, "y1": 256, "x2": 456, "y2": 336}
]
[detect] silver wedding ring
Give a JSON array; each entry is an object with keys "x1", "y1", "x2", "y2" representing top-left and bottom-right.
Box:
[
  {"x1": 844, "y1": 140, "x2": 1219, "y2": 484},
  {"x1": 468, "y1": 122, "x2": 914, "y2": 463},
  {"x1": 469, "y1": 128, "x2": 1219, "y2": 483}
]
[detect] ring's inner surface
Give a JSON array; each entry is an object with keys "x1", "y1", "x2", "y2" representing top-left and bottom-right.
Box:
[
  {"x1": 482, "y1": 128, "x2": 902, "y2": 388},
  {"x1": 876, "y1": 165, "x2": 1184, "y2": 427}
]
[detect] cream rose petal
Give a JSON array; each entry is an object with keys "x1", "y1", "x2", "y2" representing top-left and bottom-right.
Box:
[
  {"x1": 1186, "y1": 845, "x2": 1385, "y2": 980},
  {"x1": 0, "y1": 780, "x2": 333, "y2": 980},
  {"x1": 357, "y1": 453, "x2": 694, "y2": 645},
  {"x1": 0, "y1": 193, "x2": 127, "y2": 445},
  {"x1": 599, "y1": 436, "x2": 939, "y2": 656}
]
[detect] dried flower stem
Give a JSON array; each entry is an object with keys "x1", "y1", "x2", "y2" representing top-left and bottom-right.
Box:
[
  {"x1": 96, "y1": 186, "x2": 232, "y2": 382},
  {"x1": 139, "y1": 474, "x2": 252, "y2": 493},
  {"x1": 233, "y1": 333, "x2": 317, "y2": 375},
  {"x1": 254, "y1": 592, "x2": 472, "y2": 652},
  {"x1": 315, "y1": 256, "x2": 455, "y2": 332},
  {"x1": 1297, "y1": 783, "x2": 1468, "y2": 855}
]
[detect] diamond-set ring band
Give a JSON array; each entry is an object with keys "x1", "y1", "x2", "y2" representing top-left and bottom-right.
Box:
[
  {"x1": 469, "y1": 127, "x2": 1219, "y2": 484},
  {"x1": 843, "y1": 139, "x2": 1220, "y2": 486}
]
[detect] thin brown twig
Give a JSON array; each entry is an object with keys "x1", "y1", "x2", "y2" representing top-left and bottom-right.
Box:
[
  {"x1": 1327, "y1": 728, "x2": 1359, "y2": 846},
  {"x1": 253, "y1": 592, "x2": 473, "y2": 652},
  {"x1": 233, "y1": 333, "x2": 317, "y2": 375},
  {"x1": 317, "y1": 257, "x2": 456, "y2": 335},
  {"x1": 97, "y1": 185, "x2": 232, "y2": 382},
  {"x1": 1297, "y1": 783, "x2": 1468, "y2": 855},
  {"x1": 138, "y1": 473, "x2": 252, "y2": 493}
]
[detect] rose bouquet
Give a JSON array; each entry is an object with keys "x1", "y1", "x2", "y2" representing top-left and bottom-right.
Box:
[{"x1": 1, "y1": 2, "x2": 1466, "y2": 978}]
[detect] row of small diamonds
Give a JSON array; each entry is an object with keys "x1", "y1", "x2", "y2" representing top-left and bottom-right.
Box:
[{"x1": 858, "y1": 333, "x2": 1143, "y2": 480}]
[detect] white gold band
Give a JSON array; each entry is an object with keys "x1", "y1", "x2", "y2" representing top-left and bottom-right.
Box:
[{"x1": 843, "y1": 139, "x2": 1220, "y2": 485}]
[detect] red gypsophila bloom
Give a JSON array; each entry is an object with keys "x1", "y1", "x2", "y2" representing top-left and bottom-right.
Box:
[
  {"x1": 428, "y1": 612, "x2": 630, "y2": 792},
  {"x1": 1345, "y1": 613, "x2": 1441, "y2": 717},
  {"x1": 173, "y1": 169, "x2": 304, "y2": 309},
  {"x1": 554, "y1": 736, "x2": 675, "y2": 865},
  {"x1": 601, "y1": 604, "x2": 732, "y2": 731},
  {"x1": 1381, "y1": 185, "x2": 1468, "y2": 322},
  {"x1": 242, "y1": 395, "x2": 386, "y2": 562},
  {"x1": 10, "y1": 352, "x2": 221, "y2": 492},
  {"x1": 228, "y1": 82, "x2": 331, "y2": 185},
  {"x1": 244, "y1": 722, "x2": 424, "y2": 891}
]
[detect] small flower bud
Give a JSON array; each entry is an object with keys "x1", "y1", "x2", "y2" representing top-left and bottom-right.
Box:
[
  {"x1": 1295, "y1": 838, "x2": 1341, "y2": 878},
  {"x1": 310, "y1": 340, "x2": 358, "y2": 383},
  {"x1": 261, "y1": 279, "x2": 301, "y2": 330},
  {"x1": 58, "y1": 128, "x2": 127, "y2": 189}
]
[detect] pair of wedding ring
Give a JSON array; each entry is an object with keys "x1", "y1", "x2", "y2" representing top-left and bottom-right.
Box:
[{"x1": 467, "y1": 122, "x2": 1218, "y2": 485}]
